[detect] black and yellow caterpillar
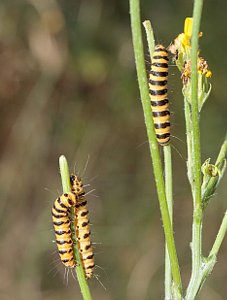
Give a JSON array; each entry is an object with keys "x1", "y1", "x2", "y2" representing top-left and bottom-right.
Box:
[
  {"x1": 52, "y1": 192, "x2": 77, "y2": 268},
  {"x1": 70, "y1": 174, "x2": 95, "y2": 279},
  {"x1": 148, "y1": 44, "x2": 170, "y2": 146},
  {"x1": 52, "y1": 174, "x2": 94, "y2": 279}
]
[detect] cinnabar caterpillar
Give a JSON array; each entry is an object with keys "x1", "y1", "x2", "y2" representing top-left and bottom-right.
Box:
[
  {"x1": 70, "y1": 174, "x2": 95, "y2": 279},
  {"x1": 148, "y1": 44, "x2": 170, "y2": 146},
  {"x1": 52, "y1": 192, "x2": 77, "y2": 268}
]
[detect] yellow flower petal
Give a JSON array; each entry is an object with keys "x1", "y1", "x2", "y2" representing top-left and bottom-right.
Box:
[{"x1": 184, "y1": 17, "x2": 193, "y2": 38}]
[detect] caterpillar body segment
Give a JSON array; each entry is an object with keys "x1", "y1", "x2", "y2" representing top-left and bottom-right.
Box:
[
  {"x1": 70, "y1": 174, "x2": 95, "y2": 279},
  {"x1": 149, "y1": 44, "x2": 170, "y2": 146},
  {"x1": 52, "y1": 192, "x2": 77, "y2": 268},
  {"x1": 75, "y1": 200, "x2": 94, "y2": 279}
]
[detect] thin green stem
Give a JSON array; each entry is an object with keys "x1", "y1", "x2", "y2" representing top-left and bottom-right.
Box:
[
  {"x1": 129, "y1": 0, "x2": 182, "y2": 296},
  {"x1": 215, "y1": 133, "x2": 227, "y2": 164},
  {"x1": 185, "y1": 256, "x2": 216, "y2": 300},
  {"x1": 191, "y1": 0, "x2": 203, "y2": 276},
  {"x1": 59, "y1": 155, "x2": 92, "y2": 300},
  {"x1": 143, "y1": 19, "x2": 176, "y2": 299},
  {"x1": 143, "y1": 20, "x2": 155, "y2": 58},
  {"x1": 209, "y1": 210, "x2": 227, "y2": 257},
  {"x1": 184, "y1": 98, "x2": 193, "y2": 185},
  {"x1": 185, "y1": 210, "x2": 227, "y2": 300},
  {"x1": 186, "y1": 0, "x2": 204, "y2": 297},
  {"x1": 191, "y1": 0, "x2": 203, "y2": 204},
  {"x1": 164, "y1": 145, "x2": 173, "y2": 299},
  {"x1": 59, "y1": 155, "x2": 72, "y2": 192},
  {"x1": 143, "y1": 19, "x2": 176, "y2": 298}
]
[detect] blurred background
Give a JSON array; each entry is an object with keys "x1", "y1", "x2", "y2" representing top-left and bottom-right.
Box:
[{"x1": 0, "y1": 0, "x2": 226, "y2": 299}]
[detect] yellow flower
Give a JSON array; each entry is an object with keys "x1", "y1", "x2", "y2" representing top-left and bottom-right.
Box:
[
  {"x1": 169, "y1": 17, "x2": 202, "y2": 57},
  {"x1": 169, "y1": 17, "x2": 212, "y2": 81}
]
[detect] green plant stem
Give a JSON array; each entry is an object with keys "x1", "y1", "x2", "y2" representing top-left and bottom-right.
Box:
[
  {"x1": 143, "y1": 19, "x2": 175, "y2": 299},
  {"x1": 129, "y1": 0, "x2": 182, "y2": 297},
  {"x1": 209, "y1": 210, "x2": 227, "y2": 257},
  {"x1": 191, "y1": 0, "x2": 203, "y2": 199},
  {"x1": 185, "y1": 256, "x2": 216, "y2": 300},
  {"x1": 185, "y1": 5, "x2": 226, "y2": 297},
  {"x1": 186, "y1": 0, "x2": 204, "y2": 297},
  {"x1": 164, "y1": 145, "x2": 173, "y2": 299},
  {"x1": 214, "y1": 133, "x2": 227, "y2": 165},
  {"x1": 186, "y1": 210, "x2": 227, "y2": 300},
  {"x1": 59, "y1": 155, "x2": 92, "y2": 300},
  {"x1": 143, "y1": 20, "x2": 155, "y2": 59},
  {"x1": 184, "y1": 98, "x2": 193, "y2": 185},
  {"x1": 59, "y1": 156, "x2": 72, "y2": 192}
]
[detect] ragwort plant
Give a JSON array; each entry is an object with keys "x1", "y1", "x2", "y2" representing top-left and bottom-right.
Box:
[{"x1": 130, "y1": 0, "x2": 227, "y2": 299}]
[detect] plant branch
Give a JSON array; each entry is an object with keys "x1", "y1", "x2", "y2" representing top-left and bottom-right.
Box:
[
  {"x1": 143, "y1": 20, "x2": 155, "y2": 59},
  {"x1": 184, "y1": 95, "x2": 193, "y2": 185},
  {"x1": 209, "y1": 210, "x2": 227, "y2": 257},
  {"x1": 186, "y1": 1, "x2": 205, "y2": 298},
  {"x1": 190, "y1": 0, "x2": 203, "y2": 274},
  {"x1": 164, "y1": 145, "x2": 173, "y2": 299},
  {"x1": 186, "y1": 210, "x2": 227, "y2": 300}
]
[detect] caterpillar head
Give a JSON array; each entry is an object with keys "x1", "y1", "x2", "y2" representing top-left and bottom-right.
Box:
[{"x1": 70, "y1": 174, "x2": 85, "y2": 198}]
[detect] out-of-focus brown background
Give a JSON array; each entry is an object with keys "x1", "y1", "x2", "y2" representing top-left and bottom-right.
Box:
[{"x1": 0, "y1": 0, "x2": 226, "y2": 299}]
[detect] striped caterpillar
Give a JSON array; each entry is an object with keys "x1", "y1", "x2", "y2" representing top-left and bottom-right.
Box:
[
  {"x1": 52, "y1": 192, "x2": 77, "y2": 268},
  {"x1": 70, "y1": 174, "x2": 95, "y2": 279},
  {"x1": 148, "y1": 44, "x2": 170, "y2": 146},
  {"x1": 52, "y1": 173, "x2": 94, "y2": 279}
]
